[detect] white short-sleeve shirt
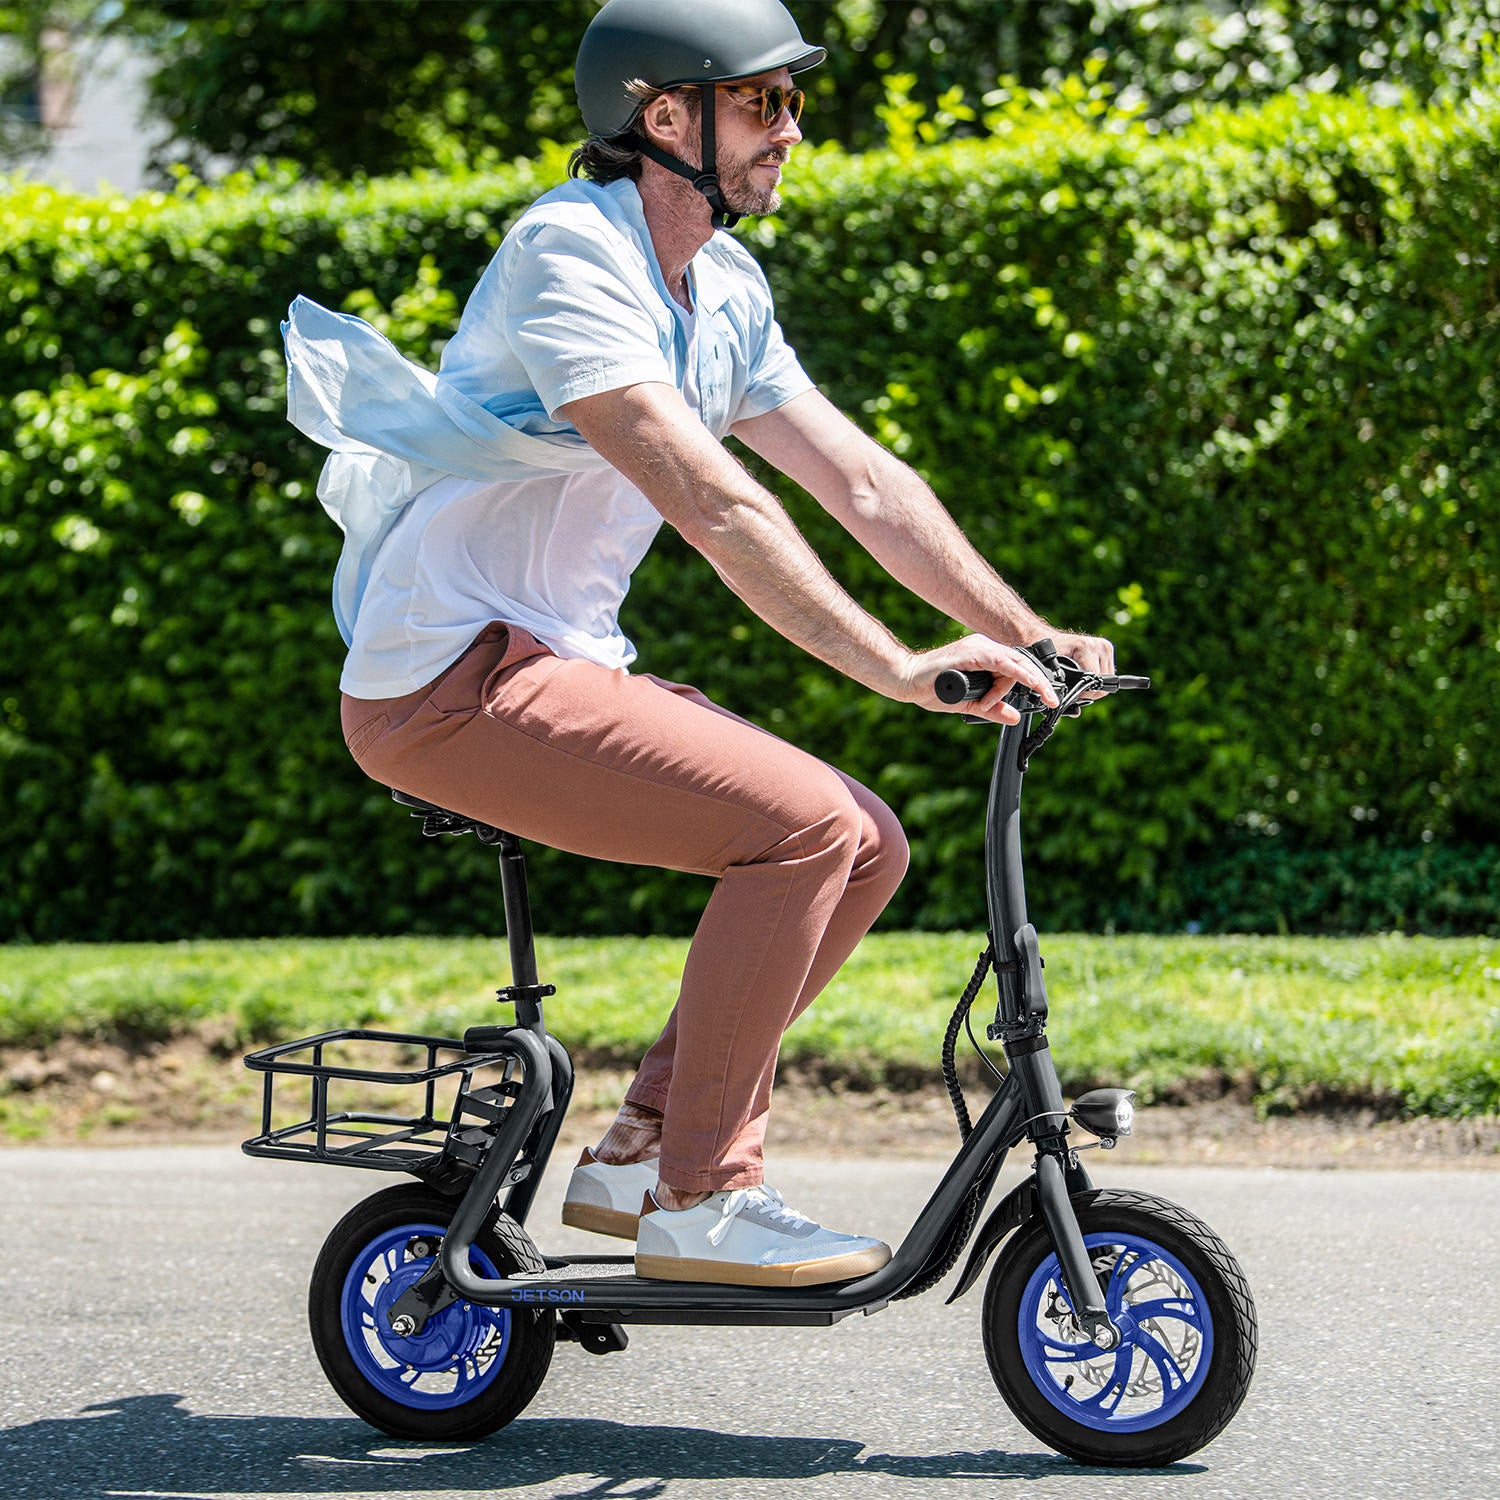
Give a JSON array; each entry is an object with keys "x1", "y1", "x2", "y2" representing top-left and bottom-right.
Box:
[{"x1": 339, "y1": 177, "x2": 814, "y2": 698}]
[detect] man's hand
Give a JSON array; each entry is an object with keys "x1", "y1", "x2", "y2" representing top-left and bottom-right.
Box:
[
  {"x1": 1051, "y1": 631, "x2": 1116, "y2": 677},
  {"x1": 897, "y1": 634, "x2": 1060, "y2": 726}
]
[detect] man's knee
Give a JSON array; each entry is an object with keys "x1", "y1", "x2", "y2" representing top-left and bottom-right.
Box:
[
  {"x1": 861, "y1": 791, "x2": 910, "y2": 895},
  {"x1": 745, "y1": 766, "x2": 903, "y2": 892},
  {"x1": 804, "y1": 778, "x2": 868, "y2": 869}
]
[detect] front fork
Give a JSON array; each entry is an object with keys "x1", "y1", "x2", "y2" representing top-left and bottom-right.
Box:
[
  {"x1": 994, "y1": 936, "x2": 1121, "y2": 1351},
  {"x1": 1008, "y1": 1041, "x2": 1119, "y2": 1348}
]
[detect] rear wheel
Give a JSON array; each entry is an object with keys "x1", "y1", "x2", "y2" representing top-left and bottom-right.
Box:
[
  {"x1": 983, "y1": 1188, "x2": 1256, "y2": 1467},
  {"x1": 308, "y1": 1183, "x2": 555, "y2": 1440}
]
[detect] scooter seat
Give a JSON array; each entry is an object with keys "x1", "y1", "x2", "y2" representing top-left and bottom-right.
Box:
[{"x1": 390, "y1": 788, "x2": 509, "y2": 845}]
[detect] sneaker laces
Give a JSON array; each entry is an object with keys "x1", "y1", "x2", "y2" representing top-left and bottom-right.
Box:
[{"x1": 706, "y1": 1185, "x2": 817, "y2": 1247}]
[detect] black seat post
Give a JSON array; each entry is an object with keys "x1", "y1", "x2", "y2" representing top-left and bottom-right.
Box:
[{"x1": 496, "y1": 832, "x2": 549, "y2": 1034}]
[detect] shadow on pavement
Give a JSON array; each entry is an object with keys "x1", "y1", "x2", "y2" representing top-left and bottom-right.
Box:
[{"x1": 0, "y1": 1392, "x2": 1203, "y2": 1495}]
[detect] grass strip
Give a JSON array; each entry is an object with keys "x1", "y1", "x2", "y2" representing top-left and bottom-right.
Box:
[{"x1": 2, "y1": 932, "x2": 1496, "y2": 1118}]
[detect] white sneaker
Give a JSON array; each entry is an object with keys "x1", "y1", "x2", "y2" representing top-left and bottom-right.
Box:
[
  {"x1": 635, "y1": 1185, "x2": 892, "y2": 1287},
  {"x1": 560, "y1": 1149, "x2": 659, "y2": 1239}
]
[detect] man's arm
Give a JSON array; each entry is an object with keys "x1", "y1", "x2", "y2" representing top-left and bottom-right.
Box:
[
  {"x1": 560, "y1": 381, "x2": 1058, "y2": 723},
  {"x1": 731, "y1": 389, "x2": 1114, "y2": 674}
]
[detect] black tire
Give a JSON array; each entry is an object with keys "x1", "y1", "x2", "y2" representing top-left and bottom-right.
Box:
[
  {"x1": 308, "y1": 1183, "x2": 555, "y2": 1440},
  {"x1": 982, "y1": 1188, "x2": 1256, "y2": 1467}
]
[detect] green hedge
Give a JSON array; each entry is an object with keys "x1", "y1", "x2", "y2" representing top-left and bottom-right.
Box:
[{"x1": 2, "y1": 90, "x2": 1497, "y2": 942}]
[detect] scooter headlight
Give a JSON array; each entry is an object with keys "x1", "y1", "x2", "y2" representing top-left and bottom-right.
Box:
[{"x1": 1070, "y1": 1088, "x2": 1136, "y2": 1142}]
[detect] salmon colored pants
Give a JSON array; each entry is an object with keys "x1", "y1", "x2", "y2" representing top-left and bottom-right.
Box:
[{"x1": 341, "y1": 623, "x2": 909, "y2": 1194}]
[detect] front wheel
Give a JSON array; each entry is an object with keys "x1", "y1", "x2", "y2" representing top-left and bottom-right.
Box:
[
  {"x1": 308, "y1": 1183, "x2": 555, "y2": 1440},
  {"x1": 983, "y1": 1188, "x2": 1256, "y2": 1467}
]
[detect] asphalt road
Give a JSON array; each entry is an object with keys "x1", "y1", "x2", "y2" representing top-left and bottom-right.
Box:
[{"x1": 2, "y1": 1144, "x2": 1496, "y2": 1500}]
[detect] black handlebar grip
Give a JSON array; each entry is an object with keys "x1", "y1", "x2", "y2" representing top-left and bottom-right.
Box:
[{"x1": 934, "y1": 668, "x2": 994, "y2": 705}]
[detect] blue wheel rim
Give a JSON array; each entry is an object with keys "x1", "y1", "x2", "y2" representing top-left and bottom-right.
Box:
[
  {"x1": 1017, "y1": 1230, "x2": 1215, "y2": 1433},
  {"x1": 339, "y1": 1220, "x2": 512, "y2": 1410}
]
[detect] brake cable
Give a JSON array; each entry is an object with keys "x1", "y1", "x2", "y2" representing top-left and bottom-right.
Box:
[
  {"x1": 1019, "y1": 672, "x2": 1101, "y2": 771},
  {"x1": 941, "y1": 944, "x2": 994, "y2": 1142}
]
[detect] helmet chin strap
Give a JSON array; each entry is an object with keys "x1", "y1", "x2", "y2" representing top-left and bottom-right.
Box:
[{"x1": 636, "y1": 83, "x2": 741, "y2": 230}]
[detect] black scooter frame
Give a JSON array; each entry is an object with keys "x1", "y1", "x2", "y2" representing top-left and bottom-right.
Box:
[{"x1": 379, "y1": 655, "x2": 1124, "y2": 1346}]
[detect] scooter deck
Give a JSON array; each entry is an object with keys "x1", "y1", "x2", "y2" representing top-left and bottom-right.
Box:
[{"x1": 514, "y1": 1253, "x2": 889, "y2": 1325}]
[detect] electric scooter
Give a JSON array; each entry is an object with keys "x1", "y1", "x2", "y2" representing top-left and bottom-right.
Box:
[{"x1": 243, "y1": 640, "x2": 1257, "y2": 1467}]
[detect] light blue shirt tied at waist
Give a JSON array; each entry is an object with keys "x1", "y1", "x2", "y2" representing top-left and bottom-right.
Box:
[{"x1": 283, "y1": 297, "x2": 615, "y2": 648}]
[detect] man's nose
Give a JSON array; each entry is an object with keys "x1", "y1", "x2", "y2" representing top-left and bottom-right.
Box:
[{"x1": 770, "y1": 105, "x2": 802, "y2": 145}]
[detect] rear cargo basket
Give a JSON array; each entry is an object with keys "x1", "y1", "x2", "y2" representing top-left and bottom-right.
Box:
[{"x1": 240, "y1": 1029, "x2": 522, "y2": 1175}]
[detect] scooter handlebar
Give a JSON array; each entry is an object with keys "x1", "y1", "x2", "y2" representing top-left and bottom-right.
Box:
[{"x1": 933, "y1": 653, "x2": 1150, "y2": 708}]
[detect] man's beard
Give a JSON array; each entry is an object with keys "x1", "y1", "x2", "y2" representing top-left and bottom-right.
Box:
[
  {"x1": 684, "y1": 121, "x2": 787, "y2": 217},
  {"x1": 719, "y1": 148, "x2": 787, "y2": 217}
]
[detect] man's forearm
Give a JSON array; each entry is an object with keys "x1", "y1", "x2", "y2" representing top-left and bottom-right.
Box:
[
  {"x1": 837, "y1": 461, "x2": 1051, "y2": 647},
  {"x1": 732, "y1": 389, "x2": 1114, "y2": 675},
  {"x1": 732, "y1": 390, "x2": 1051, "y2": 646}
]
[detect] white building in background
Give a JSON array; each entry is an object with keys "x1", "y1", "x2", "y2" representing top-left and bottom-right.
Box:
[{"x1": 5, "y1": 28, "x2": 160, "y2": 196}]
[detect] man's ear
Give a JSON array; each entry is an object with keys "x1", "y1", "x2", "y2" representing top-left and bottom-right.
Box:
[{"x1": 640, "y1": 90, "x2": 688, "y2": 149}]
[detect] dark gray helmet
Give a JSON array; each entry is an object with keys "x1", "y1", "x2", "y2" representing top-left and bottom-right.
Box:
[{"x1": 576, "y1": 0, "x2": 825, "y2": 138}]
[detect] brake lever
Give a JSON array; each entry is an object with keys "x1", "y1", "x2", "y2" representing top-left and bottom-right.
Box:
[
  {"x1": 1002, "y1": 683, "x2": 1053, "y2": 715},
  {"x1": 1056, "y1": 654, "x2": 1152, "y2": 702}
]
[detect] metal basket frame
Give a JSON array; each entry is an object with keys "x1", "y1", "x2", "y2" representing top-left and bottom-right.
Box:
[{"x1": 242, "y1": 1028, "x2": 524, "y2": 1180}]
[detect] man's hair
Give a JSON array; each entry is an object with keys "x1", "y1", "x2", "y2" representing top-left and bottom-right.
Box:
[
  {"x1": 568, "y1": 132, "x2": 647, "y2": 184},
  {"x1": 568, "y1": 78, "x2": 698, "y2": 184}
]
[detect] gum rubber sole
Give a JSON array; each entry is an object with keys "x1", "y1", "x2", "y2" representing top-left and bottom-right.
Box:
[
  {"x1": 561, "y1": 1201, "x2": 641, "y2": 1240},
  {"x1": 635, "y1": 1244, "x2": 891, "y2": 1287}
]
